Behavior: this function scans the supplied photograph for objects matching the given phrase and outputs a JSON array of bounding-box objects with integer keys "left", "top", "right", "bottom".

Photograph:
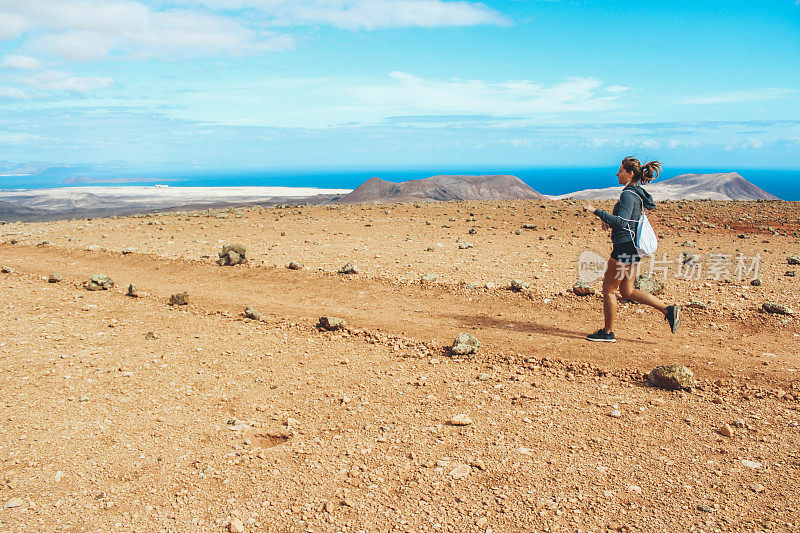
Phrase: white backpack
[{"left": 624, "top": 190, "right": 657, "bottom": 257}]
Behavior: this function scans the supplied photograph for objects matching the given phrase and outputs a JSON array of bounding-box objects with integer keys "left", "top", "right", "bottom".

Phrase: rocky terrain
[{"left": 1, "top": 198, "right": 799, "bottom": 532}]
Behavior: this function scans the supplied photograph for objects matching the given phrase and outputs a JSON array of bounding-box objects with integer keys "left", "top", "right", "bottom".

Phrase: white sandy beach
[{"left": 0, "top": 185, "right": 353, "bottom": 215}]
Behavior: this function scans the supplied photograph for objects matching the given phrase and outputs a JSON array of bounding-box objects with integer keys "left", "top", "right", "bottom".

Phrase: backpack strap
[{"left": 621, "top": 189, "right": 644, "bottom": 245}]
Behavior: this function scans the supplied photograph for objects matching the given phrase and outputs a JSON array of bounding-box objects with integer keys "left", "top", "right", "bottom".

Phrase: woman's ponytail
[
  {"left": 640, "top": 160, "right": 662, "bottom": 184},
  {"left": 621, "top": 156, "right": 661, "bottom": 184}
]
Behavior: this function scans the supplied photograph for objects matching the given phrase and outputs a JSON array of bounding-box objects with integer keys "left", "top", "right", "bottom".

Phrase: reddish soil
[{"left": 0, "top": 199, "right": 798, "bottom": 532}]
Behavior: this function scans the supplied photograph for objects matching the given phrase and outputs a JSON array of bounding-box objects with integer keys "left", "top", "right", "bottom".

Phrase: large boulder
[
  {"left": 84, "top": 274, "right": 113, "bottom": 291},
  {"left": 169, "top": 292, "right": 189, "bottom": 306},
  {"left": 510, "top": 279, "right": 529, "bottom": 292},
  {"left": 338, "top": 263, "right": 360, "bottom": 275},
  {"left": 572, "top": 281, "right": 595, "bottom": 296},
  {"left": 648, "top": 364, "right": 694, "bottom": 390},
  {"left": 450, "top": 333, "right": 480, "bottom": 355},
  {"left": 244, "top": 306, "right": 263, "bottom": 320},
  {"left": 218, "top": 243, "right": 247, "bottom": 266},
  {"left": 635, "top": 274, "right": 665, "bottom": 296},
  {"left": 318, "top": 316, "right": 346, "bottom": 330},
  {"left": 762, "top": 302, "right": 794, "bottom": 316}
]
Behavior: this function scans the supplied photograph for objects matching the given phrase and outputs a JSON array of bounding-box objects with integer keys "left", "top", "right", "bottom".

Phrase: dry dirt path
[
  {"left": 3, "top": 243, "right": 797, "bottom": 387},
  {"left": 1, "top": 268, "right": 798, "bottom": 532}
]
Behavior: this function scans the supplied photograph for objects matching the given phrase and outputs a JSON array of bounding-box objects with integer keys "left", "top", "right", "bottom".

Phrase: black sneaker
[
  {"left": 586, "top": 329, "right": 616, "bottom": 343},
  {"left": 665, "top": 305, "right": 681, "bottom": 333}
]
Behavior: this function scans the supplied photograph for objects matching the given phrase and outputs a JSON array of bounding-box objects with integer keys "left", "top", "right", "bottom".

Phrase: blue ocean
[{"left": 2, "top": 166, "right": 798, "bottom": 201}]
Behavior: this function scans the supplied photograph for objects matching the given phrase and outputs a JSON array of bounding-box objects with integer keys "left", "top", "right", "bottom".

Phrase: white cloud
[
  {"left": 191, "top": 0, "right": 511, "bottom": 30},
  {"left": 0, "top": 0, "right": 502, "bottom": 63},
  {"left": 0, "top": 86, "right": 29, "bottom": 99},
  {"left": 19, "top": 70, "right": 114, "bottom": 92},
  {"left": 0, "top": 12, "right": 26, "bottom": 40},
  {"left": 347, "top": 71, "right": 624, "bottom": 115},
  {"left": 680, "top": 88, "right": 796, "bottom": 105},
  {"left": 0, "top": 1, "right": 295, "bottom": 60},
  {"left": 31, "top": 32, "right": 117, "bottom": 62},
  {"left": 0, "top": 55, "right": 42, "bottom": 70},
  {"left": 0, "top": 132, "right": 42, "bottom": 143}
]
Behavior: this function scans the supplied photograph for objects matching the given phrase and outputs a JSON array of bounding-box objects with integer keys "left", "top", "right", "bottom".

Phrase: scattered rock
[
  {"left": 48, "top": 273, "right": 62, "bottom": 283},
  {"left": 218, "top": 243, "right": 247, "bottom": 266},
  {"left": 718, "top": 424, "right": 734, "bottom": 437},
  {"left": 609, "top": 409, "right": 622, "bottom": 418},
  {"left": 742, "top": 459, "right": 762, "bottom": 469},
  {"left": 788, "top": 255, "right": 800, "bottom": 265},
  {"left": 510, "top": 279, "right": 529, "bottom": 292},
  {"left": 3, "top": 497, "right": 24, "bottom": 509},
  {"left": 229, "top": 517, "right": 245, "bottom": 533},
  {"left": 169, "top": 292, "right": 189, "bottom": 306},
  {"left": 468, "top": 227, "right": 477, "bottom": 235},
  {"left": 449, "top": 414, "right": 473, "bottom": 426},
  {"left": 750, "top": 278, "right": 762, "bottom": 286},
  {"left": 244, "top": 306, "right": 262, "bottom": 320},
  {"left": 648, "top": 364, "right": 694, "bottom": 390},
  {"left": 785, "top": 270, "right": 796, "bottom": 277},
  {"left": 318, "top": 316, "right": 346, "bottom": 330},
  {"left": 682, "top": 251, "right": 699, "bottom": 265},
  {"left": 457, "top": 242, "right": 474, "bottom": 249},
  {"left": 688, "top": 300, "right": 706, "bottom": 309},
  {"left": 287, "top": 261, "right": 303, "bottom": 270},
  {"left": 750, "top": 483, "right": 765, "bottom": 493},
  {"left": 338, "top": 262, "right": 360, "bottom": 274},
  {"left": 572, "top": 281, "right": 595, "bottom": 296},
  {"left": 420, "top": 273, "right": 437, "bottom": 283},
  {"left": 126, "top": 283, "right": 139, "bottom": 297},
  {"left": 634, "top": 274, "right": 665, "bottom": 295},
  {"left": 144, "top": 331, "right": 157, "bottom": 340},
  {"left": 449, "top": 464, "right": 471, "bottom": 479},
  {"left": 450, "top": 333, "right": 480, "bottom": 355},
  {"left": 84, "top": 274, "right": 114, "bottom": 291},
  {"left": 762, "top": 302, "right": 794, "bottom": 316},
  {"left": 1, "top": 265, "right": 14, "bottom": 274},
  {"left": 697, "top": 504, "right": 713, "bottom": 513}
]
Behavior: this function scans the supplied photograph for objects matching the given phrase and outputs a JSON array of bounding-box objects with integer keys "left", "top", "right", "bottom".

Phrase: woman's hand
[{"left": 582, "top": 204, "right": 596, "bottom": 213}]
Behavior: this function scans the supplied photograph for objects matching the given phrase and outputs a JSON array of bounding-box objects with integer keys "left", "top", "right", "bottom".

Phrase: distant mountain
[
  {"left": 550, "top": 172, "right": 780, "bottom": 201},
  {"left": 0, "top": 161, "right": 61, "bottom": 176},
  {"left": 336, "top": 175, "right": 547, "bottom": 204}
]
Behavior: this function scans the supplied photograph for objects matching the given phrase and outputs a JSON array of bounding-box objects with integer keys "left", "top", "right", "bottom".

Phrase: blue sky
[{"left": 0, "top": 0, "right": 799, "bottom": 172}]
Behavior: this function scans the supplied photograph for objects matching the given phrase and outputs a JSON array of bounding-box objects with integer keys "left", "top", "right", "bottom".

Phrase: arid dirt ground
[{"left": 1, "top": 198, "right": 799, "bottom": 532}]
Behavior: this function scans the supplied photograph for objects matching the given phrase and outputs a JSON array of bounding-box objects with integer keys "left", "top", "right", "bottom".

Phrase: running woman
[{"left": 581, "top": 156, "right": 681, "bottom": 342}]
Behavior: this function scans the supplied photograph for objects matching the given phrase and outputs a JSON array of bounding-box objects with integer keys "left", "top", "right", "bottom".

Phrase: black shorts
[{"left": 610, "top": 241, "right": 640, "bottom": 265}]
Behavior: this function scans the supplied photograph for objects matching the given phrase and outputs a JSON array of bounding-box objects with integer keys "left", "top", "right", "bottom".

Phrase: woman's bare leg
[
  {"left": 602, "top": 258, "right": 626, "bottom": 333},
  {"left": 619, "top": 263, "right": 669, "bottom": 315}
]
